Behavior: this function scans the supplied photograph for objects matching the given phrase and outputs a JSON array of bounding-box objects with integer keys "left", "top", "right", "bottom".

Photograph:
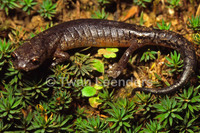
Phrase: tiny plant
[
  {"left": 29, "top": 111, "right": 57, "bottom": 132},
  {"left": 20, "top": 0, "right": 37, "bottom": 15},
  {"left": 187, "top": 15, "right": 200, "bottom": 31},
  {"left": 54, "top": 115, "right": 73, "bottom": 132},
  {"left": 135, "top": 92, "right": 156, "bottom": 120},
  {"left": 153, "top": 96, "right": 183, "bottom": 127},
  {"left": 152, "top": 72, "right": 170, "bottom": 87},
  {"left": 75, "top": 115, "right": 108, "bottom": 132},
  {"left": 75, "top": 107, "right": 86, "bottom": 119},
  {"left": 15, "top": 112, "right": 33, "bottom": 131},
  {"left": 0, "top": 94, "right": 22, "bottom": 121},
  {"left": 97, "top": 0, "right": 110, "bottom": 8},
  {"left": 165, "top": 51, "right": 183, "bottom": 74},
  {"left": 9, "top": 26, "right": 26, "bottom": 44},
  {"left": 139, "top": 11, "right": 146, "bottom": 26},
  {"left": 140, "top": 49, "right": 157, "bottom": 62},
  {"left": 174, "top": 115, "right": 198, "bottom": 132},
  {"left": 193, "top": 33, "right": 200, "bottom": 44},
  {"left": 98, "top": 88, "right": 114, "bottom": 109},
  {"left": 22, "top": 79, "right": 49, "bottom": 100},
  {"left": 0, "top": 39, "right": 14, "bottom": 71},
  {"left": 133, "top": 0, "right": 152, "bottom": 8},
  {"left": 38, "top": 0, "right": 57, "bottom": 20},
  {"left": 0, "top": 119, "right": 11, "bottom": 132},
  {"left": 157, "top": 19, "right": 171, "bottom": 30},
  {"left": 125, "top": 124, "right": 142, "bottom": 133},
  {"left": 167, "top": 0, "right": 180, "bottom": 9},
  {"left": 176, "top": 86, "right": 200, "bottom": 118},
  {"left": 69, "top": 53, "right": 94, "bottom": 77},
  {"left": 49, "top": 90, "right": 72, "bottom": 113},
  {"left": 4, "top": 63, "right": 22, "bottom": 88},
  {"left": 105, "top": 99, "right": 135, "bottom": 132},
  {"left": 91, "top": 9, "right": 109, "bottom": 19},
  {"left": 116, "top": 98, "right": 136, "bottom": 114},
  {"left": 14, "top": 85, "right": 34, "bottom": 107},
  {"left": 142, "top": 120, "right": 166, "bottom": 133},
  {"left": 0, "top": 0, "right": 20, "bottom": 15}
]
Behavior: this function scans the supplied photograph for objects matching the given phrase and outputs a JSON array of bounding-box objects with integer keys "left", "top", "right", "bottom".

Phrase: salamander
[{"left": 12, "top": 19, "right": 196, "bottom": 94}]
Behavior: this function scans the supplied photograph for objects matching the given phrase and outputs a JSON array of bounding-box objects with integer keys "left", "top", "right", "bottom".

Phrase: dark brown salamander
[{"left": 12, "top": 19, "right": 196, "bottom": 94}]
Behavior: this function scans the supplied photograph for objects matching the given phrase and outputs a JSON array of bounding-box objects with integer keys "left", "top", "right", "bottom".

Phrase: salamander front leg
[
  {"left": 51, "top": 49, "right": 70, "bottom": 67},
  {"left": 107, "top": 40, "right": 138, "bottom": 78}
]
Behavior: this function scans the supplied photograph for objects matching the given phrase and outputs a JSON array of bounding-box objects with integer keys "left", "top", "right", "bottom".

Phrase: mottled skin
[{"left": 12, "top": 19, "right": 196, "bottom": 94}]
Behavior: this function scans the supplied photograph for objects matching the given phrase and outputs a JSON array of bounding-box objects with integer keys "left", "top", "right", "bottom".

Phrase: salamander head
[{"left": 12, "top": 41, "right": 47, "bottom": 72}]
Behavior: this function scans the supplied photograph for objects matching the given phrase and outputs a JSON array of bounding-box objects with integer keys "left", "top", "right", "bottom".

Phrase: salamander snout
[
  {"left": 11, "top": 48, "right": 42, "bottom": 72},
  {"left": 11, "top": 52, "right": 29, "bottom": 71}
]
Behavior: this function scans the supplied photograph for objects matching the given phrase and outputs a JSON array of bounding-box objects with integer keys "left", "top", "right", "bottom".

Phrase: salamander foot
[{"left": 107, "top": 63, "right": 122, "bottom": 78}]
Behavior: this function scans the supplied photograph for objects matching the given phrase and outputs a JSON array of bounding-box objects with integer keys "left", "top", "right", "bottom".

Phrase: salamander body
[{"left": 12, "top": 19, "right": 196, "bottom": 94}]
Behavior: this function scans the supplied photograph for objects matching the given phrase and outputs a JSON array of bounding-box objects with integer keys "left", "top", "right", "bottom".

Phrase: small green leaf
[
  {"left": 106, "top": 48, "right": 119, "bottom": 52},
  {"left": 174, "top": 114, "right": 183, "bottom": 120},
  {"left": 104, "top": 52, "right": 116, "bottom": 58},
  {"left": 92, "top": 59, "right": 104, "bottom": 73},
  {"left": 188, "top": 104, "right": 194, "bottom": 113},
  {"left": 1, "top": 112, "right": 8, "bottom": 117},
  {"left": 81, "top": 86, "right": 96, "bottom": 97},
  {"left": 12, "top": 99, "right": 21, "bottom": 109},
  {"left": 154, "top": 73, "right": 162, "bottom": 81},
  {"left": 94, "top": 84, "right": 103, "bottom": 90},
  {"left": 123, "top": 122, "right": 131, "bottom": 127},
  {"left": 107, "top": 118, "right": 118, "bottom": 122},
  {"left": 89, "top": 96, "right": 101, "bottom": 108},
  {"left": 169, "top": 116, "right": 173, "bottom": 126},
  {"left": 98, "top": 48, "right": 118, "bottom": 58}
]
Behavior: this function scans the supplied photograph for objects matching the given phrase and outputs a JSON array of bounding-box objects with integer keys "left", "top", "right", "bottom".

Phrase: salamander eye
[
  {"left": 11, "top": 52, "right": 17, "bottom": 60},
  {"left": 31, "top": 57, "right": 40, "bottom": 65}
]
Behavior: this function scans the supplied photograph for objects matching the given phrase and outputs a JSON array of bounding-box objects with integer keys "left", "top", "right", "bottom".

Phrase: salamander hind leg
[
  {"left": 51, "top": 49, "right": 70, "bottom": 66},
  {"left": 107, "top": 40, "right": 138, "bottom": 78}
]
